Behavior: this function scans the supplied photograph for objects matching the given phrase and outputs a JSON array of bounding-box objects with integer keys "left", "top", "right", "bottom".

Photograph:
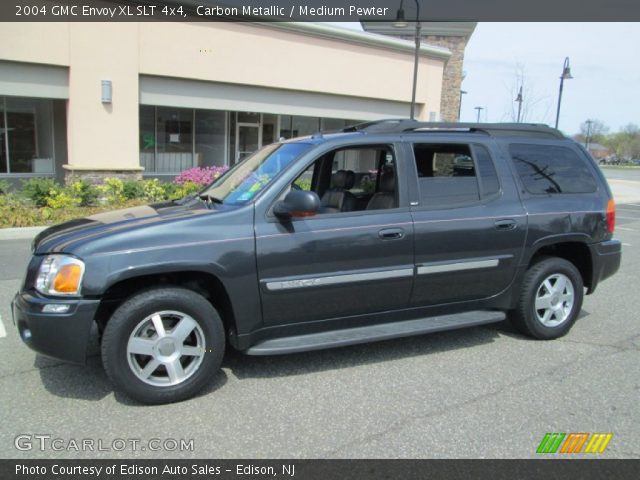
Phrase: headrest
[
  {"left": 331, "top": 170, "right": 355, "bottom": 189},
  {"left": 379, "top": 172, "right": 395, "bottom": 193}
]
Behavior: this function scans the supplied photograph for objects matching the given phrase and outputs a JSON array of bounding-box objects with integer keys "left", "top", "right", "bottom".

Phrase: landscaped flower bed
[{"left": 0, "top": 166, "right": 228, "bottom": 228}]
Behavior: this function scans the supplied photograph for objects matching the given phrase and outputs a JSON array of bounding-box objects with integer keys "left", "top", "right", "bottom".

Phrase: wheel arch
[
  {"left": 95, "top": 268, "right": 237, "bottom": 339},
  {"left": 525, "top": 236, "right": 594, "bottom": 293}
]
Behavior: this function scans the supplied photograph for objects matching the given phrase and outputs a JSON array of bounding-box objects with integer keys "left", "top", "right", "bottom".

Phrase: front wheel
[
  {"left": 510, "top": 257, "right": 584, "bottom": 340},
  {"left": 101, "top": 287, "right": 225, "bottom": 404}
]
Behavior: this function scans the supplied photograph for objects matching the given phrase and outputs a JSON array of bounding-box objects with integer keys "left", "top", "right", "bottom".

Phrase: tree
[
  {"left": 576, "top": 119, "right": 609, "bottom": 146},
  {"left": 603, "top": 123, "right": 640, "bottom": 160},
  {"left": 503, "top": 64, "right": 551, "bottom": 123}
]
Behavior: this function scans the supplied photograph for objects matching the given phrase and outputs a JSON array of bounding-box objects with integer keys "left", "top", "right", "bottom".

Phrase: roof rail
[{"left": 343, "top": 119, "right": 565, "bottom": 139}]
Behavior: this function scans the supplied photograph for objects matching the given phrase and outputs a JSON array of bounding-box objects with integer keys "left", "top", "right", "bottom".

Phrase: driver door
[{"left": 254, "top": 143, "right": 415, "bottom": 326}]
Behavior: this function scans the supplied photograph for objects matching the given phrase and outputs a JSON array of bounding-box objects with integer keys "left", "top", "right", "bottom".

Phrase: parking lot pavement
[
  {"left": 1, "top": 193, "right": 639, "bottom": 460},
  {"left": 603, "top": 167, "right": 640, "bottom": 204}
]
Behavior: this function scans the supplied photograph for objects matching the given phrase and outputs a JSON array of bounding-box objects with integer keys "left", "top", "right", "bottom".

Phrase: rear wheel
[
  {"left": 101, "top": 287, "right": 225, "bottom": 404},
  {"left": 510, "top": 257, "right": 584, "bottom": 339}
]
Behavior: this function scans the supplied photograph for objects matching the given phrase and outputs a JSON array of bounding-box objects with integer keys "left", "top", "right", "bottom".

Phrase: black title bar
[
  {"left": 2, "top": 459, "right": 640, "bottom": 480},
  {"left": 2, "top": 0, "right": 640, "bottom": 22}
]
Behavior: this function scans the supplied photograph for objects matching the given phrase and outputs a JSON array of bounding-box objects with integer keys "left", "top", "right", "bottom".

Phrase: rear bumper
[
  {"left": 12, "top": 291, "right": 99, "bottom": 364},
  {"left": 588, "top": 239, "right": 622, "bottom": 294}
]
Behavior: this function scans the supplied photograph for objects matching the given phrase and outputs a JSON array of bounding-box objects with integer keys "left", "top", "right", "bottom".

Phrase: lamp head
[
  {"left": 393, "top": 7, "right": 408, "bottom": 28},
  {"left": 561, "top": 57, "right": 573, "bottom": 80}
]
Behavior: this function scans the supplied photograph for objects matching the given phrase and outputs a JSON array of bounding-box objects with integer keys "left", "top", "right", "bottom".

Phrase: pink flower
[{"left": 174, "top": 166, "right": 229, "bottom": 186}]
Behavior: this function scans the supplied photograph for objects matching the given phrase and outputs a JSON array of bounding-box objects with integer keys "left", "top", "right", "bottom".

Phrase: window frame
[
  {"left": 266, "top": 142, "right": 407, "bottom": 221},
  {"left": 507, "top": 141, "right": 600, "bottom": 196},
  {"left": 407, "top": 140, "right": 502, "bottom": 211}
]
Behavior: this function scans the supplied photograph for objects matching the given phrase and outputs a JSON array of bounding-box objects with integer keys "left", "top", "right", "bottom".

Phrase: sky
[{"left": 328, "top": 22, "right": 640, "bottom": 136}]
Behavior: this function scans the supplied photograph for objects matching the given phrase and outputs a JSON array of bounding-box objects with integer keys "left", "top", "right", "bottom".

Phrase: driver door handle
[
  {"left": 379, "top": 228, "right": 404, "bottom": 240},
  {"left": 494, "top": 219, "right": 517, "bottom": 231}
]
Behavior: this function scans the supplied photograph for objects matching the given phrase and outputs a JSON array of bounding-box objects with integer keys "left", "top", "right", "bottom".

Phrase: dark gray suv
[{"left": 12, "top": 120, "right": 621, "bottom": 404}]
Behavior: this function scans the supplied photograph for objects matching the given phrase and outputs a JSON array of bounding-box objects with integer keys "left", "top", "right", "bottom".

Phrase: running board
[{"left": 244, "top": 310, "right": 505, "bottom": 355}]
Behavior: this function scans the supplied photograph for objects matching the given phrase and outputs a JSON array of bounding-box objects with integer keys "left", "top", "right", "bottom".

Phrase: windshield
[{"left": 201, "top": 143, "right": 311, "bottom": 205}]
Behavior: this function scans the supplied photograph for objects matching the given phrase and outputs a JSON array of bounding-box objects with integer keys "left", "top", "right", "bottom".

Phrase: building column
[{"left": 65, "top": 23, "right": 142, "bottom": 184}]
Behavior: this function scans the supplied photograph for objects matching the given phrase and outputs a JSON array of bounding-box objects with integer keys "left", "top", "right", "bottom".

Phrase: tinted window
[
  {"left": 474, "top": 145, "right": 500, "bottom": 197},
  {"left": 290, "top": 145, "right": 397, "bottom": 213},
  {"left": 413, "top": 144, "right": 480, "bottom": 206},
  {"left": 509, "top": 144, "right": 597, "bottom": 194}
]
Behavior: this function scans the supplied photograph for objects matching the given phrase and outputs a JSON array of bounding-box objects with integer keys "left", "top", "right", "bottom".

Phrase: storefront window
[
  {"left": 262, "top": 113, "right": 277, "bottom": 145},
  {"left": 195, "top": 109, "right": 226, "bottom": 167},
  {"left": 0, "top": 100, "right": 6, "bottom": 174},
  {"left": 292, "top": 115, "right": 320, "bottom": 137},
  {"left": 139, "top": 105, "right": 156, "bottom": 173},
  {"left": 155, "top": 107, "right": 193, "bottom": 173},
  {"left": 0, "top": 97, "right": 54, "bottom": 174}
]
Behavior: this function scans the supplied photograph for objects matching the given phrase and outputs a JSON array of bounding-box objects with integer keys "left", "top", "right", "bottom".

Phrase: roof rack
[{"left": 343, "top": 119, "right": 565, "bottom": 139}]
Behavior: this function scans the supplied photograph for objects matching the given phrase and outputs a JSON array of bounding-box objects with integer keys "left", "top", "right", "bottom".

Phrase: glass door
[{"left": 235, "top": 122, "right": 261, "bottom": 163}]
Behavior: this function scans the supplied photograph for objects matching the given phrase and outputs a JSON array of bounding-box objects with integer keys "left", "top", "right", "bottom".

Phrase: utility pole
[
  {"left": 585, "top": 119, "right": 593, "bottom": 151},
  {"left": 475, "top": 106, "right": 484, "bottom": 123},
  {"left": 458, "top": 90, "right": 467, "bottom": 121},
  {"left": 515, "top": 85, "right": 523, "bottom": 123}
]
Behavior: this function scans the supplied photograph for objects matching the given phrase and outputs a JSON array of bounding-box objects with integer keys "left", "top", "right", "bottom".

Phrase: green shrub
[
  {"left": 21, "top": 178, "right": 58, "bottom": 207},
  {"left": 0, "top": 202, "right": 41, "bottom": 227},
  {"left": 0, "top": 179, "right": 11, "bottom": 195},
  {"left": 161, "top": 181, "right": 181, "bottom": 199},
  {"left": 99, "top": 177, "right": 125, "bottom": 204},
  {"left": 122, "top": 180, "right": 145, "bottom": 200},
  {"left": 46, "top": 188, "right": 81, "bottom": 209},
  {"left": 176, "top": 181, "right": 201, "bottom": 198},
  {"left": 142, "top": 178, "right": 166, "bottom": 202},
  {"left": 69, "top": 180, "right": 99, "bottom": 207}
]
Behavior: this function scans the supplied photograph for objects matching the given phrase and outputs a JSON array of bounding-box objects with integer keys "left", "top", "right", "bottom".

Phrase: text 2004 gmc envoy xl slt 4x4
[{"left": 12, "top": 120, "right": 621, "bottom": 404}]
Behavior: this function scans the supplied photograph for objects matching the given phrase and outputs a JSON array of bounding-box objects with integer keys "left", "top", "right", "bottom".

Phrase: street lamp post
[
  {"left": 475, "top": 106, "right": 484, "bottom": 123},
  {"left": 585, "top": 119, "right": 593, "bottom": 150},
  {"left": 515, "top": 85, "right": 523, "bottom": 123},
  {"left": 458, "top": 90, "right": 467, "bottom": 121},
  {"left": 554, "top": 57, "right": 573, "bottom": 129},
  {"left": 393, "top": 0, "right": 421, "bottom": 120}
]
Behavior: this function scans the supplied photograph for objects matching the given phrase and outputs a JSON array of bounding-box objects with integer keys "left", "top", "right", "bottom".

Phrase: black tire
[
  {"left": 101, "top": 287, "right": 225, "bottom": 404},
  {"left": 510, "top": 257, "right": 584, "bottom": 340}
]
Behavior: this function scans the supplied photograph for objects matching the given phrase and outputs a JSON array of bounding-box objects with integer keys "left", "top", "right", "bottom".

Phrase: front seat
[
  {"left": 366, "top": 171, "right": 395, "bottom": 210},
  {"left": 320, "top": 170, "right": 356, "bottom": 213}
]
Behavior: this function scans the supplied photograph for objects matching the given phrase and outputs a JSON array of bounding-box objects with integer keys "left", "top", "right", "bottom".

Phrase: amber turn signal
[{"left": 53, "top": 264, "right": 83, "bottom": 293}]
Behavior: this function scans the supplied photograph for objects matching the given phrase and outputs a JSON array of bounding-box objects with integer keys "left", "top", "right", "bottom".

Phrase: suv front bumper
[{"left": 12, "top": 292, "right": 99, "bottom": 364}]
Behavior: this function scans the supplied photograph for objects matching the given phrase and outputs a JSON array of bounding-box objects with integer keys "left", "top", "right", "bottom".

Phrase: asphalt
[{"left": 0, "top": 169, "right": 639, "bottom": 459}]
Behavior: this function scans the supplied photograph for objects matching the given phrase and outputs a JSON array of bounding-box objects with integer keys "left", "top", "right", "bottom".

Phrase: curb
[{"left": 0, "top": 226, "right": 47, "bottom": 240}]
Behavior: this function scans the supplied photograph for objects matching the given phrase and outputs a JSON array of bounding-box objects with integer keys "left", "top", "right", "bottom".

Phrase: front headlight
[{"left": 35, "top": 255, "right": 85, "bottom": 296}]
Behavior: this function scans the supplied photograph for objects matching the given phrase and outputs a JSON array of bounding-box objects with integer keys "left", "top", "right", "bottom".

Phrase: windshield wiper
[{"left": 199, "top": 193, "right": 224, "bottom": 205}]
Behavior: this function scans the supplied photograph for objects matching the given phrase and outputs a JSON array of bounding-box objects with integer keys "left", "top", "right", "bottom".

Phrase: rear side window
[
  {"left": 412, "top": 143, "right": 499, "bottom": 207},
  {"left": 509, "top": 144, "right": 597, "bottom": 194}
]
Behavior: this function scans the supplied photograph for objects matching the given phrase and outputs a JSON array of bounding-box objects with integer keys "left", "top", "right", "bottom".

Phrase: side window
[
  {"left": 413, "top": 143, "right": 480, "bottom": 206},
  {"left": 290, "top": 145, "right": 397, "bottom": 213},
  {"left": 293, "top": 164, "right": 313, "bottom": 191},
  {"left": 474, "top": 145, "right": 501, "bottom": 198},
  {"left": 509, "top": 144, "right": 597, "bottom": 194}
]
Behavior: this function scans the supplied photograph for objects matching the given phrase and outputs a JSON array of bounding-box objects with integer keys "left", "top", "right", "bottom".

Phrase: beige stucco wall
[
  {"left": 0, "top": 21, "right": 446, "bottom": 172},
  {"left": 66, "top": 23, "right": 141, "bottom": 171},
  {"left": 139, "top": 22, "right": 443, "bottom": 110}
]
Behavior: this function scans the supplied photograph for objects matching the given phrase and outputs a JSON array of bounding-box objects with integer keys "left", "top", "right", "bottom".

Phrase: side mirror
[{"left": 274, "top": 190, "right": 321, "bottom": 220}]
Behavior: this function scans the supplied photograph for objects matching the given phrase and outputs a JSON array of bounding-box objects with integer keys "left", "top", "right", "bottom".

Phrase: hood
[{"left": 32, "top": 200, "right": 215, "bottom": 255}]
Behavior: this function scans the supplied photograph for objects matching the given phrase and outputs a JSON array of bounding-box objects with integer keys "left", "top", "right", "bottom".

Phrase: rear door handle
[
  {"left": 494, "top": 219, "right": 517, "bottom": 231},
  {"left": 379, "top": 228, "right": 404, "bottom": 240}
]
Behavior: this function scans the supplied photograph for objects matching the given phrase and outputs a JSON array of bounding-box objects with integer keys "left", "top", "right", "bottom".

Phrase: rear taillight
[{"left": 606, "top": 198, "right": 615, "bottom": 234}]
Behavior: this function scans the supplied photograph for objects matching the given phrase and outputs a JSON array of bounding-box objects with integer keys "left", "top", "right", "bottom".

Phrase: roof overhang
[{"left": 361, "top": 21, "right": 477, "bottom": 38}]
